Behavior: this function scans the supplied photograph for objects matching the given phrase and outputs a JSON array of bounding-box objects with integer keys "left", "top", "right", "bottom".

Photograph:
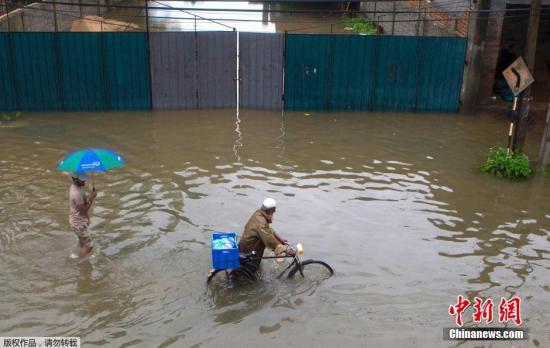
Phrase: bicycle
[{"left": 206, "top": 245, "right": 334, "bottom": 284}]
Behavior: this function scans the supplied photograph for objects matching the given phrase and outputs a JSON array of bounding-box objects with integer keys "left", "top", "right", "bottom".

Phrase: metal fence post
[
  {"left": 539, "top": 104, "right": 550, "bottom": 167},
  {"left": 53, "top": 0, "right": 58, "bottom": 32},
  {"left": 3, "top": 0, "right": 11, "bottom": 32},
  {"left": 145, "top": 0, "right": 149, "bottom": 32},
  {"left": 416, "top": 0, "right": 422, "bottom": 36},
  {"left": 391, "top": 0, "right": 396, "bottom": 35}
]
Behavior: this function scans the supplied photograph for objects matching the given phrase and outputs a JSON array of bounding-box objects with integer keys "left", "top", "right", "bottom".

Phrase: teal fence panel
[
  {"left": 10, "top": 33, "right": 62, "bottom": 111},
  {"left": 284, "top": 34, "right": 330, "bottom": 110},
  {"left": 284, "top": 34, "right": 467, "bottom": 112},
  {"left": 0, "top": 33, "right": 17, "bottom": 111},
  {"left": 416, "top": 37, "right": 467, "bottom": 112},
  {"left": 57, "top": 33, "right": 106, "bottom": 111},
  {"left": 103, "top": 33, "right": 151, "bottom": 110},
  {"left": 330, "top": 35, "right": 375, "bottom": 111},
  {"left": 373, "top": 36, "right": 422, "bottom": 112}
]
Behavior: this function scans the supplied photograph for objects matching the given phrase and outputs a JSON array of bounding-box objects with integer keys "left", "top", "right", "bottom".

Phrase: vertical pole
[
  {"left": 53, "top": 0, "right": 59, "bottom": 32},
  {"left": 513, "top": 0, "right": 541, "bottom": 152},
  {"left": 373, "top": 0, "right": 377, "bottom": 28},
  {"left": 391, "top": 0, "right": 396, "bottom": 35},
  {"left": 454, "top": 16, "right": 458, "bottom": 35},
  {"left": 21, "top": 11, "right": 24, "bottom": 32},
  {"left": 3, "top": 0, "right": 11, "bottom": 32},
  {"left": 422, "top": 8, "right": 427, "bottom": 36},
  {"left": 416, "top": 0, "right": 421, "bottom": 36},
  {"left": 508, "top": 96, "right": 519, "bottom": 153},
  {"left": 236, "top": 30, "right": 239, "bottom": 115},
  {"left": 145, "top": 0, "right": 149, "bottom": 32},
  {"left": 538, "top": 104, "right": 550, "bottom": 167},
  {"left": 145, "top": 0, "right": 153, "bottom": 110},
  {"left": 282, "top": 30, "right": 286, "bottom": 112},
  {"left": 78, "top": 0, "right": 83, "bottom": 18}
]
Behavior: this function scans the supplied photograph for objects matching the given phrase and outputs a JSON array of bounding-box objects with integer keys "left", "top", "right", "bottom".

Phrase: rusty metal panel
[
  {"left": 239, "top": 32, "right": 283, "bottom": 110},
  {"left": 150, "top": 32, "right": 197, "bottom": 110},
  {"left": 197, "top": 32, "right": 236, "bottom": 109}
]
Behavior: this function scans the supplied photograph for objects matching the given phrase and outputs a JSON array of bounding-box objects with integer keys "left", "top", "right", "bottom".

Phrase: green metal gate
[
  {"left": 284, "top": 34, "right": 467, "bottom": 112},
  {"left": 0, "top": 32, "right": 151, "bottom": 112}
]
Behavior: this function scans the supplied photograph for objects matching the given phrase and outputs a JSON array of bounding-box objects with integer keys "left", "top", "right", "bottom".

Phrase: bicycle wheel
[
  {"left": 287, "top": 259, "right": 334, "bottom": 281},
  {"left": 207, "top": 268, "right": 256, "bottom": 284}
]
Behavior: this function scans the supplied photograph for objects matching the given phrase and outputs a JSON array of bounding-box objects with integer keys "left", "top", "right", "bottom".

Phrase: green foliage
[
  {"left": 481, "top": 146, "right": 533, "bottom": 180},
  {"left": 342, "top": 16, "right": 378, "bottom": 35},
  {"left": 0, "top": 111, "right": 22, "bottom": 124}
]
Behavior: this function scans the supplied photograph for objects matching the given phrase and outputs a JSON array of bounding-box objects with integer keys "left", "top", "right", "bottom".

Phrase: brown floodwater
[{"left": 0, "top": 109, "right": 549, "bottom": 347}]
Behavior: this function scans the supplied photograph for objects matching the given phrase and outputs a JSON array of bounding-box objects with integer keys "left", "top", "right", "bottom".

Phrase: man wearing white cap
[
  {"left": 69, "top": 172, "right": 97, "bottom": 257},
  {"left": 238, "top": 198, "right": 296, "bottom": 272}
]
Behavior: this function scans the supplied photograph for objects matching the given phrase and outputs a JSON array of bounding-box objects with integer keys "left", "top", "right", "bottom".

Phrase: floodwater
[{"left": 0, "top": 109, "right": 549, "bottom": 347}]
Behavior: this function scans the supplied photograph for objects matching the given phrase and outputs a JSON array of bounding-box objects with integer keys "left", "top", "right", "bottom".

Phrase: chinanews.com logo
[{"left": 444, "top": 295, "right": 527, "bottom": 341}]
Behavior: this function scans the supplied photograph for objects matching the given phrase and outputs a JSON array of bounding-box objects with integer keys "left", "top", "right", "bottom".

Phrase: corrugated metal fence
[
  {"left": 0, "top": 32, "right": 150, "bottom": 111},
  {"left": 0, "top": 32, "right": 466, "bottom": 113},
  {"left": 284, "top": 34, "right": 467, "bottom": 112}
]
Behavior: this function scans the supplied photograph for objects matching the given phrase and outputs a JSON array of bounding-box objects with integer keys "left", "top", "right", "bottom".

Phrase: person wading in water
[{"left": 69, "top": 172, "right": 97, "bottom": 258}]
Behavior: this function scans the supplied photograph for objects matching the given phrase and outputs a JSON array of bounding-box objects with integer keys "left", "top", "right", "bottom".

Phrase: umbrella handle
[{"left": 91, "top": 172, "right": 95, "bottom": 191}]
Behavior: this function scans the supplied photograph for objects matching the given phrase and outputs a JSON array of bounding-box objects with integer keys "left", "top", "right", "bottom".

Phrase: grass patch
[
  {"left": 481, "top": 146, "right": 533, "bottom": 180},
  {"left": 0, "top": 111, "right": 22, "bottom": 124},
  {"left": 537, "top": 166, "right": 550, "bottom": 177}
]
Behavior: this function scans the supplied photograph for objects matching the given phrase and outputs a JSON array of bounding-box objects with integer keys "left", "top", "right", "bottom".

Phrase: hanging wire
[{"left": 4, "top": 0, "right": 548, "bottom": 34}]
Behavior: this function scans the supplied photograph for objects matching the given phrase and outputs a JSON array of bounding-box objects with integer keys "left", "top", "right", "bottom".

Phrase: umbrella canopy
[{"left": 57, "top": 148, "right": 125, "bottom": 173}]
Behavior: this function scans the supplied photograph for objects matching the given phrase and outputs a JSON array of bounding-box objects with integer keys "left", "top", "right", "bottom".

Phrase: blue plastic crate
[{"left": 211, "top": 232, "right": 239, "bottom": 270}]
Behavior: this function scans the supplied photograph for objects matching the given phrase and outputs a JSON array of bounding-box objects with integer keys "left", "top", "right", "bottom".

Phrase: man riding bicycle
[{"left": 238, "top": 198, "right": 296, "bottom": 274}]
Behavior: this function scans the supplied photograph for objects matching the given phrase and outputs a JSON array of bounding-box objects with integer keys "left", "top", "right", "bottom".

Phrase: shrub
[
  {"left": 342, "top": 16, "right": 378, "bottom": 35},
  {"left": 481, "top": 146, "right": 533, "bottom": 180}
]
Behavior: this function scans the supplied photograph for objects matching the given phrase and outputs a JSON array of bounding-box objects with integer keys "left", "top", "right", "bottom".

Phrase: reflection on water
[{"left": 0, "top": 110, "right": 549, "bottom": 347}]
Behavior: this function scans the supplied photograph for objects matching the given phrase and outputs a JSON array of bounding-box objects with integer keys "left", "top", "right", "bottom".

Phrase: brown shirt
[{"left": 239, "top": 209, "right": 287, "bottom": 258}]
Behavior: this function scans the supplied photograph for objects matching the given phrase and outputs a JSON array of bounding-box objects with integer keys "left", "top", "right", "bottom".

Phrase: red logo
[
  {"left": 449, "top": 295, "right": 471, "bottom": 327},
  {"left": 498, "top": 297, "right": 522, "bottom": 326},
  {"left": 449, "top": 296, "right": 522, "bottom": 327},
  {"left": 473, "top": 297, "right": 494, "bottom": 324}
]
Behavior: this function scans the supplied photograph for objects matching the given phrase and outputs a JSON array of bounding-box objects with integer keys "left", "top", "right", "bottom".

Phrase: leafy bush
[
  {"left": 481, "top": 146, "right": 533, "bottom": 180},
  {"left": 342, "top": 16, "right": 378, "bottom": 35}
]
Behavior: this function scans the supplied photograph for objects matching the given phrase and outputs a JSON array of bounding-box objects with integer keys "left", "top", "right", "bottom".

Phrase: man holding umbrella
[
  {"left": 69, "top": 172, "right": 97, "bottom": 258},
  {"left": 58, "top": 148, "right": 125, "bottom": 258}
]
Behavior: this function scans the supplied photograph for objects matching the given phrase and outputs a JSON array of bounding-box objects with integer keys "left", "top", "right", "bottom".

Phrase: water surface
[{"left": 0, "top": 110, "right": 549, "bottom": 347}]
